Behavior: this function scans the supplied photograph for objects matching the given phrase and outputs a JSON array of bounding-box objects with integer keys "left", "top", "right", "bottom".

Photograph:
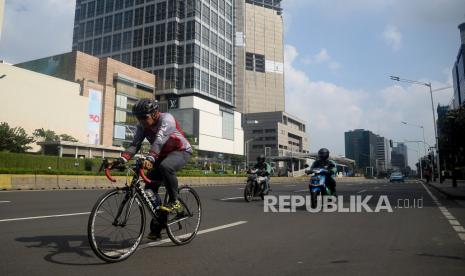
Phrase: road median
[{"left": 0, "top": 174, "right": 368, "bottom": 190}]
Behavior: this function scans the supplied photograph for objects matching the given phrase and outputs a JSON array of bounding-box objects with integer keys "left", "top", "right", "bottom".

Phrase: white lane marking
[
  {"left": 0, "top": 212, "right": 92, "bottom": 222},
  {"left": 238, "top": 188, "right": 245, "bottom": 190},
  {"left": 0, "top": 201, "right": 11, "bottom": 203},
  {"left": 421, "top": 182, "right": 465, "bottom": 243},
  {"left": 220, "top": 196, "right": 243, "bottom": 201},
  {"left": 294, "top": 189, "right": 308, "bottom": 193},
  {"left": 453, "top": 226, "right": 465, "bottom": 233},
  {"left": 357, "top": 189, "right": 366, "bottom": 194},
  {"left": 141, "top": 221, "right": 248, "bottom": 248}
]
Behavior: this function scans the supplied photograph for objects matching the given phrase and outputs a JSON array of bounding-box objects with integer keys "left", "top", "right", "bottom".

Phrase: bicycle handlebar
[
  {"left": 139, "top": 168, "right": 152, "bottom": 184},
  {"left": 101, "top": 158, "right": 152, "bottom": 184},
  {"left": 105, "top": 168, "right": 117, "bottom": 183}
]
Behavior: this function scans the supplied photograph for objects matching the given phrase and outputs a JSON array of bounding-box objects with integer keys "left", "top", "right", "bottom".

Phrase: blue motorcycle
[{"left": 307, "top": 168, "right": 334, "bottom": 208}]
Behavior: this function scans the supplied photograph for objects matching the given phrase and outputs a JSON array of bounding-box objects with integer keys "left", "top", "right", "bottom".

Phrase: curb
[{"left": 424, "top": 181, "right": 465, "bottom": 200}]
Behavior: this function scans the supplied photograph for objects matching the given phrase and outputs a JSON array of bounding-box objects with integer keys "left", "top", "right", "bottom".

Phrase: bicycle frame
[{"left": 102, "top": 158, "right": 193, "bottom": 226}]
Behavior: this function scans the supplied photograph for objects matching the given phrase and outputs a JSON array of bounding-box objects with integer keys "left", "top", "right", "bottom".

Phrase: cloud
[
  {"left": 284, "top": 44, "right": 453, "bottom": 167},
  {"left": 0, "top": 0, "right": 76, "bottom": 63},
  {"left": 328, "top": 61, "right": 342, "bottom": 72},
  {"left": 382, "top": 25, "right": 403, "bottom": 51},
  {"left": 314, "top": 48, "right": 330, "bottom": 63},
  {"left": 303, "top": 48, "right": 342, "bottom": 72}
]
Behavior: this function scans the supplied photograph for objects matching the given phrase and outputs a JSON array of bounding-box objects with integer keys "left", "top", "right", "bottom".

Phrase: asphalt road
[{"left": 1, "top": 179, "right": 465, "bottom": 276}]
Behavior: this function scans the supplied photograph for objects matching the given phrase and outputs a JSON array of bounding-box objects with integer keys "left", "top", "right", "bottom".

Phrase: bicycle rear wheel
[
  {"left": 166, "top": 186, "right": 201, "bottom": 245},
  {"left": 88, "top": 189, "right": 145, "bottom": 262}
]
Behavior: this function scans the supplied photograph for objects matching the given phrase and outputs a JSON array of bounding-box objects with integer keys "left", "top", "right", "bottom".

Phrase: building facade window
[
  {"left": 143, "top": 48, "right": 153, "bottom": 68},
  {"left": 145, "top": 4, "right": 155, "bottom": 23},
  {"left": 104, "top": 15, "right": 113, "bottom": 33},
  {"left": 106, "top": 0, "right": 114, "bottom": 13},
  {"left": 155, "top": 23, "right": 166, "bottom": 42},
  {"left": 102, "top": 35, "right": 112, "bottom": 53},
  {"left": 167, "top": 21, "right": 176, "bottom": 41},
  {"left": 144, "top": 26, "right": 154, "bottom": 45},
  {"left": 112, "top": 33, "right": 122, "bottom": 51},
  {"left": 177, "top": 45, "right": 184, "bottom": 64},
  {"left": 154, "top": 46, "right": 165, "bottom": 65},
  {"left": 134, "top": 7, "right": 144, "bottom": 26},
  {"left": 156, "top": 2, "right": 167, "bottom": 21},
  {"left": 85, "top": 21, "right": 94, "bottom": 38},
  {"left": 202, "top": 48, "right": 209, "bottom": 69},
  {"left": 210, "top": 75, "right": 217, "bottom": 97},
  {"left": 132, "top": 50, "right": 142, "bottom": 67},
  {"left": 114, "top": 13, "right": 123, "bottom": 30},
  {"left": 94, "top": 18, "right": 103, "bottom": 35},
  {"left": 93, "top": 37, "right": 102, "bottom": 55},
  {"left": 201, "top": 71, "right": 209, "bottom": 93},
  {"left": 122, "top": 31, "right": 132, "bottom": 50},
  {"left": 133, "top": 28, "right": 143, "bottom": 47},
  {"left": 124, "top": 10, "right": 133, "bottom": 28},
  {"left": 185, "top": 67, "right": 194, "bottom": 88},
  {"left": 166, "top": 44, "right": 177, "bottom": 64}
]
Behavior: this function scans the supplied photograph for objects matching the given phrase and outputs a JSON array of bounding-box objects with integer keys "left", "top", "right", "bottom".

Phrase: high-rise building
[
  {"left": 391, "top": 143, "right": 408, "bottom": 169},
  {"left": 72, "top": 0, "right": 234, "bottom": 107},
  {"left": 234, "top": 0, "right": 285, "bottom": 114},
  {"left": 71, "top": 0, "right": 243, "bottom": 158},
  {"left": 344, "top": 129, "right": 378, "bottom": 171},
  {"left": 375, "top": 135, "right": 391, "bottom": 173},
  {"left": 452, "top": 22, "right": 465, "bottom": 109},
  {"left": 244, "top": 111, "right": 309, "bottom": 164}
]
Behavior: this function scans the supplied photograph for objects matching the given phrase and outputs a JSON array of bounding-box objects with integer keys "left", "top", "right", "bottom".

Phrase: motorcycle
[
  {"left": 307, "top": 168, "right": 334, "bottom": 208},
  {"left": 244, "top": 168, "right": 269, "bottom": 202}
]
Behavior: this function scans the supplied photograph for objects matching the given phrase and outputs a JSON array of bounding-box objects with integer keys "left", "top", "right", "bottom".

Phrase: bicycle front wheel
[
  {"left": 166, "top": 186, "right": 201, "bottom": 245},
  {"left": 88, "top": 189, "right": 146, "bottom": 262}
]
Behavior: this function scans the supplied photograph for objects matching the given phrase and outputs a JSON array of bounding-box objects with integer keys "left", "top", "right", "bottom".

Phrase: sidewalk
[{"left": 427, "top": 179, "right": 465, "bottom": 200}]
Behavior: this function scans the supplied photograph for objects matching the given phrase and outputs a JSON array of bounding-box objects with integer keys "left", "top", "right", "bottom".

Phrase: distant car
[{"left": 389, "top": 172, "right": 405, "bottom": 183}]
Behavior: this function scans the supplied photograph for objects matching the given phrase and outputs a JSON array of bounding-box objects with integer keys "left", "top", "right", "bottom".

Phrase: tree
[
  {"left": 59, "top": 134, "right": 78, "bottom": 142},
  {"left": 439, "top": 106, "right": 465, "bottom": 185},
  {"left": 0, "top": 122, "right": 35, "bottom": 153},
  {"left": 33, "top": 128, "right": 59, "bottom": 142}
]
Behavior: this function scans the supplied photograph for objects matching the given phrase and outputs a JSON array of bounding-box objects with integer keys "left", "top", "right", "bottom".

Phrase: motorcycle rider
[
  {"left": 252, "top": 154, "right": 272, "bottom": 194},
  {"left": 308, "top": 148, "right": 337, "bottom": 194}
]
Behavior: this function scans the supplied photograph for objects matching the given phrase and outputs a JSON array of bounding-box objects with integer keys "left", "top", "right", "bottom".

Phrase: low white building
[{"left": 165, "top": 96, "right": 244, "bottom": 159}]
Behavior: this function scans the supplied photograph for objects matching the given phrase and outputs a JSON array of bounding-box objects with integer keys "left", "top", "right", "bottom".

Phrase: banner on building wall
[
  {"left": 88, "top": 89, "right": 102, "bottom": 145},
  {"left": 235, "top": 32, "right": 245, "bottom": 47},
  {"left": 265, "top": 60, "right": 284, "bottom": 74}
]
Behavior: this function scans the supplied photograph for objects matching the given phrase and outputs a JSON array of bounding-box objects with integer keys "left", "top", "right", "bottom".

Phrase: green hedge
[
  {"left": 0, "top": 152, "right": 246, "bottom": 177},
  {"left": 0, "top": 152, "right": 103, "bottom": 171}
]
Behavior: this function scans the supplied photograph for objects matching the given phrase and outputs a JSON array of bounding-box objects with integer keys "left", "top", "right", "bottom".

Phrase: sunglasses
[{"left": 136, "top": 114, "right": 151, "bottom": 120}]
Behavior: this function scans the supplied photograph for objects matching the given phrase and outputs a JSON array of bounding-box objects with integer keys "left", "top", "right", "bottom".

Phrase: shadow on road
[{"left": 15, "top": 235, "right": 106, "bottom": 266}]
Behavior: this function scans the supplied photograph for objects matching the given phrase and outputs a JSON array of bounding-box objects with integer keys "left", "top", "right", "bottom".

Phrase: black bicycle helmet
[
  {"left": 318, "top": 148, "right": 330, "bottom": 161},
  {"left": 132, "top": 99, "right": 159, "bottom": 116},
  {"left": 257, "top": 154, "right": 265, "bottom": 163}
]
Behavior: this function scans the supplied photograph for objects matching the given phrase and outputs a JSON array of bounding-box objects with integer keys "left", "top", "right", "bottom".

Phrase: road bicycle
[{"left": 87, "top": 158, "right": 201, "bottom": 262}]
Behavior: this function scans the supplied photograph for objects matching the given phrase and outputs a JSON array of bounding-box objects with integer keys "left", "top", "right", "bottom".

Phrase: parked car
[{"left": 389, "top": 172, "right": 405, "bottom": 183}]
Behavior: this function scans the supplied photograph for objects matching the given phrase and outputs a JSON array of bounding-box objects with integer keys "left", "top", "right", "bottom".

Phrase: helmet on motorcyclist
[
  {"left": 318, "top": 148, "right": 330, "bottom": 161},
  {"left": 257, "top": 154, "right": 265, "bottom": 164}
]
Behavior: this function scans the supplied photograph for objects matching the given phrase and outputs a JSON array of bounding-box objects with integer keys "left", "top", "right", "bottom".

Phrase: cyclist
[{"left": 111, "top": 98, "right": 192, "bottom": 240}]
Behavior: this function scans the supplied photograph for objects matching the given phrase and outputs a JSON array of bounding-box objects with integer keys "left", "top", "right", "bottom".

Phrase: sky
[{"left": 1, "top": 0, "right": 464, "bottom": 167}]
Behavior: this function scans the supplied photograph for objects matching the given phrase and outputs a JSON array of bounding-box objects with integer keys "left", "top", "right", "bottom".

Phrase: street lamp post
[
  {"left": 390, "top": 76, "right": 441, "bottom": 182},
  {"left": 245, "top": 138, "right": 254, "bottom": 169}
]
